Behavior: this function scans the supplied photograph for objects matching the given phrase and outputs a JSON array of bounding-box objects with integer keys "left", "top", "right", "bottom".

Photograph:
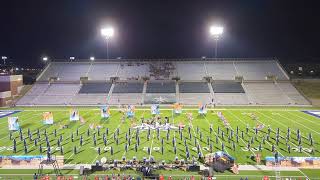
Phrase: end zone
[
  {"left": 302, "top": 110, "right": 320, "bottom": 119},
  {"left": 0, "top": 110, "right": 21, "bottom": 118}
]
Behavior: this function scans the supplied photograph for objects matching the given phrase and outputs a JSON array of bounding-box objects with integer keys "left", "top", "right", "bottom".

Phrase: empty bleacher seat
[
  {"left": 78, "top": 83, "right": 112, "bottom": 94},
  {"left": 212, "top": 82, "right": 245, "bottom": 93},
  {"left": 112, "top": 82, "right": 144, "bottom": 93},
  {"left": 146, "top": 82, "right": 176, "bottom": 93},
  {"left": 235, "top": 61, "right": 288, "bottom": 80},
  {"left": 243, "top": 82, "right": 291, "bottom": 105},
  {"left": 205, "top": 62, "right": 237, "bottom": 80},
  {"left": 176, "top": 62, "right": 206, "bottom": 80},
  {"left": 179, "top": 82, "right": 210, "bottom": 93},
  {"left": 87, "top": 63, "right": 119, "bottom": 81}
]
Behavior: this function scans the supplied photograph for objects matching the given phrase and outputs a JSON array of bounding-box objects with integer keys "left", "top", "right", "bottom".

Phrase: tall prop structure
[
  {"left": 8, "top": 117, "right": 20, "bottom": 131},
  {"left": 43, "top": 112, "right": 54, "bottom": 125},
  {"left": 70, "top": 108, "right": 80, "bottom": 121},
  {"left": 101, "top": 106, "right": 111, "bottom": 118},
  {"left": 198, "top": 103, "right": 207, "bottom": 115},
  {"left": 173, "top": 103, "right": 182, "bottom": 114},
  {"left": 151, "top": 104, "right": 160, "bottom": 115},
  {"left": 127, "top": 105, "right": 135, "bottom": 118}
]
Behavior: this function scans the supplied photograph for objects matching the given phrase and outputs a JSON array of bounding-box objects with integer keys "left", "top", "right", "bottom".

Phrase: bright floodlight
[
  {"left": 1, "top": 56, "right": 7, "bottom": 60},
  {"left": 70, "top": 57, "right": 75, "bottom": 60},
  {"left": 42, "top": 57, "right": 48, "bottom": 61},
  {"left": 210, "top": 26, "right": 224, "bottom": 36},
  {"left": 101, "top": 27, "right": 114, "bottom": 38},
  {"left": 90, "top": 56, "right": 95, "bottom": 61}
]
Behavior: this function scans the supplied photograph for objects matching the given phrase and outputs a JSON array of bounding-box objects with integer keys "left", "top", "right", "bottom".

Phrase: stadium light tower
[
  {"left": 1, "top": 56, "right": 8, "bottom": 65},
  {"left": 90, "top": 56, "right": 95, "bottom": 61},
  {"left": 70, "top": 56, "right": 75, "bottom": 62},
  {"left": 209, "top": 26, "right": 224, "bottom": 58},
  {"left": 101, "top": 27, "right": 114, "bottom": 59},
  {"left": 42, "top": 56, "right": 48, "bottom": 62}
]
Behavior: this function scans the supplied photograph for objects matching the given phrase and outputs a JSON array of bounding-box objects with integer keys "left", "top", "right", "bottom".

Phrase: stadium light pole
[
  {"left": 1, "top": 56, "right": 8, "bottom": 65},
  {"left": 209, "top": 26, "right": 224, "bottom": 58},
  {"left": 101, "top": 27, "right": 114, "bottom": 59},
  {"left": 42, "top": 56, "right": 48, "bottom": 62}
]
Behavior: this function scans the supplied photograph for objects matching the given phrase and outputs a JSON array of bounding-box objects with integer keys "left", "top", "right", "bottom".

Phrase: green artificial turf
[{"left": 0, "top": 106, "right": 319, "bottom": 179}]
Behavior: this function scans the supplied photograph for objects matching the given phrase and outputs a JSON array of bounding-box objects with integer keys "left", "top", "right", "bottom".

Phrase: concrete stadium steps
[
  {"left": 243, "top": 82, "right": 292, "bottom": 105},
  {"left": 78, "top": 83, "right": 112, "bottom": 94},
  {"left": 234, "top": 61, "right": 288, "bottom": 80},
  {"left": 71, "top": 94, "right": 107, "bottom": 105},
  {"left": 44, "top": 84, "right": 81, "bottom": 95},
  {"left": 178, "top": 93, "right": 212, "bottom": 105},
  {"left": 211, "top": 81, "right": 245, "bottom": 93},
  {"left": 16, "top": 59, "right": 310, "bottom": 106},
  {"left": 16, "top": 83, "right": 50, "bottom": 105},
  {"left": 117, "top": 63, "right": 149, "bottom": 80},
  {"left": 277, "top": 82, "right": 310, "bottom": 105},
  {"left": 214, "top": 93, "right": 249, "bottom": 105},
  {"left": 32, "top": 95, "right": 74, "bottom": 105},
  {"left": 176, "top": 62, "right": 206, "bottom": 80},
  {"left": 146, "top": 81, "right": 176, "bottom": 93},
  {"left": 205, "top": 61, "right": 237, "bottom": 80},
  {"left": 178, "top": 82, "right": 210, "bottom": 93},
  {"left": 16, "top": 95, "right": 38, "bottom": 105},
  {"left": 87, "top": 63, "right": 119, "bottom": 81},
  {"left": 108, "top": 93, "right": 143, "bottom": 105},
  {"left": 112, "top": 82, "right": 144, "bottom": 93}
]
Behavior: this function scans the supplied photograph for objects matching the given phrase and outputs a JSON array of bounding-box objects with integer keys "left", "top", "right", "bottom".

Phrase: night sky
[{"left": 0, "top": 0, "right": 320, "bottom": 67}]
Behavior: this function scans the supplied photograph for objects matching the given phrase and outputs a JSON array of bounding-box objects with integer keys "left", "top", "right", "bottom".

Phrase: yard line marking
[
  {"left": 88, "top": 112, "right": 123, "bottom": 164},
  {"left": 17, "top": 111, "right": 68, "bottom": 155},
  {"left": 180, "top": 112, "right": 205, "bottom": 157},
  {"left": 286, "top": 111, "right": 320, "bottom": 126},
  {"left": 235, "top": 109, "right": 311, "bottom": 157},
  {"left": 201, "top": 113, "right": 230, "bottom": 155},
  {"left": 91, "top": 154, "right": 100, "bottom": 164},
  {"left": 252, "top": 111, "right": 311, "bottom": 157},
  {"left": 16, "top": 110, "right": 94, "bottom": 157},
  {"left": 226, "top": 111, "right": 270, "bottom": 156},
  {"left": 298, "top": 169, "right": 309, "bottom": 179},
  {"left": 264, "top": 111, "right": 320, "bottom": 136},
  {"left": 122, "top": 109, "right": 145, "bottom": 157},
  {"left": 148, "top": 128, "right": 156, "bottom": 159}
]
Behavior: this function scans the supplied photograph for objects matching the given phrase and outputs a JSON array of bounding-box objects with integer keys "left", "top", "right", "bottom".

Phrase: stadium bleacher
[
  {"left": 212, "top": 81, "right": 245, "bottom": 93},
  {"left": 176, "top": 62, "right": 206, "bottom": 80},
  {"left": 112, "top": 82, "right": 144, "bottom": 93},
  {"left": 205, "top": 61, "right": 237, "bottom": 80},
  {"left": 78, "top": 83, "right": 112, "bottom": 94},
  {"left": 16, "top": 59, "right": 310, "bottom": 106},
  {"left": 87, "top": 63, "right": 119, "bottom": 81},
  {"left": 117, "top": 63, "right": 149, "bottom": 80},
  {"left": 234, "top": 61, "right": 289, "bottom": 80},
  {"left": 146, "top": 81, "right": 176, "bottom": 93},
  {"left": 214, "top": 93, "right": 249, "bottom": 105},
  {"left": 243, "top": 82, "right": 292, "bottom": 105},
  {"left": 109, "top": 93, "right": 143, "bottom": 105},
  {"left": 179, "top": 82, "right": 210, "bottom": 93}
]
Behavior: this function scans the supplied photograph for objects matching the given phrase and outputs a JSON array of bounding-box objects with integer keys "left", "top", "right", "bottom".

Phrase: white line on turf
[
  {"left": 213, "top": 110, "right": 256, "bottom": 156},
  {"left": 122, "top": 109, "right": 145, "bottom": 157},
  {"left": 276, "top": 112, "right": 320, "bottom": 135},
  {"left": 88, "top": 113, "right": 123, "bottom": 164},
  {"left": 286, "top": 111, "right": 320, "bottom": 126},
  {"left": 252, "top": 110, "right": 312, "bottom": 156},
  {"left": 228, "top": 110, "right": 295, "bottom": 157}
]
